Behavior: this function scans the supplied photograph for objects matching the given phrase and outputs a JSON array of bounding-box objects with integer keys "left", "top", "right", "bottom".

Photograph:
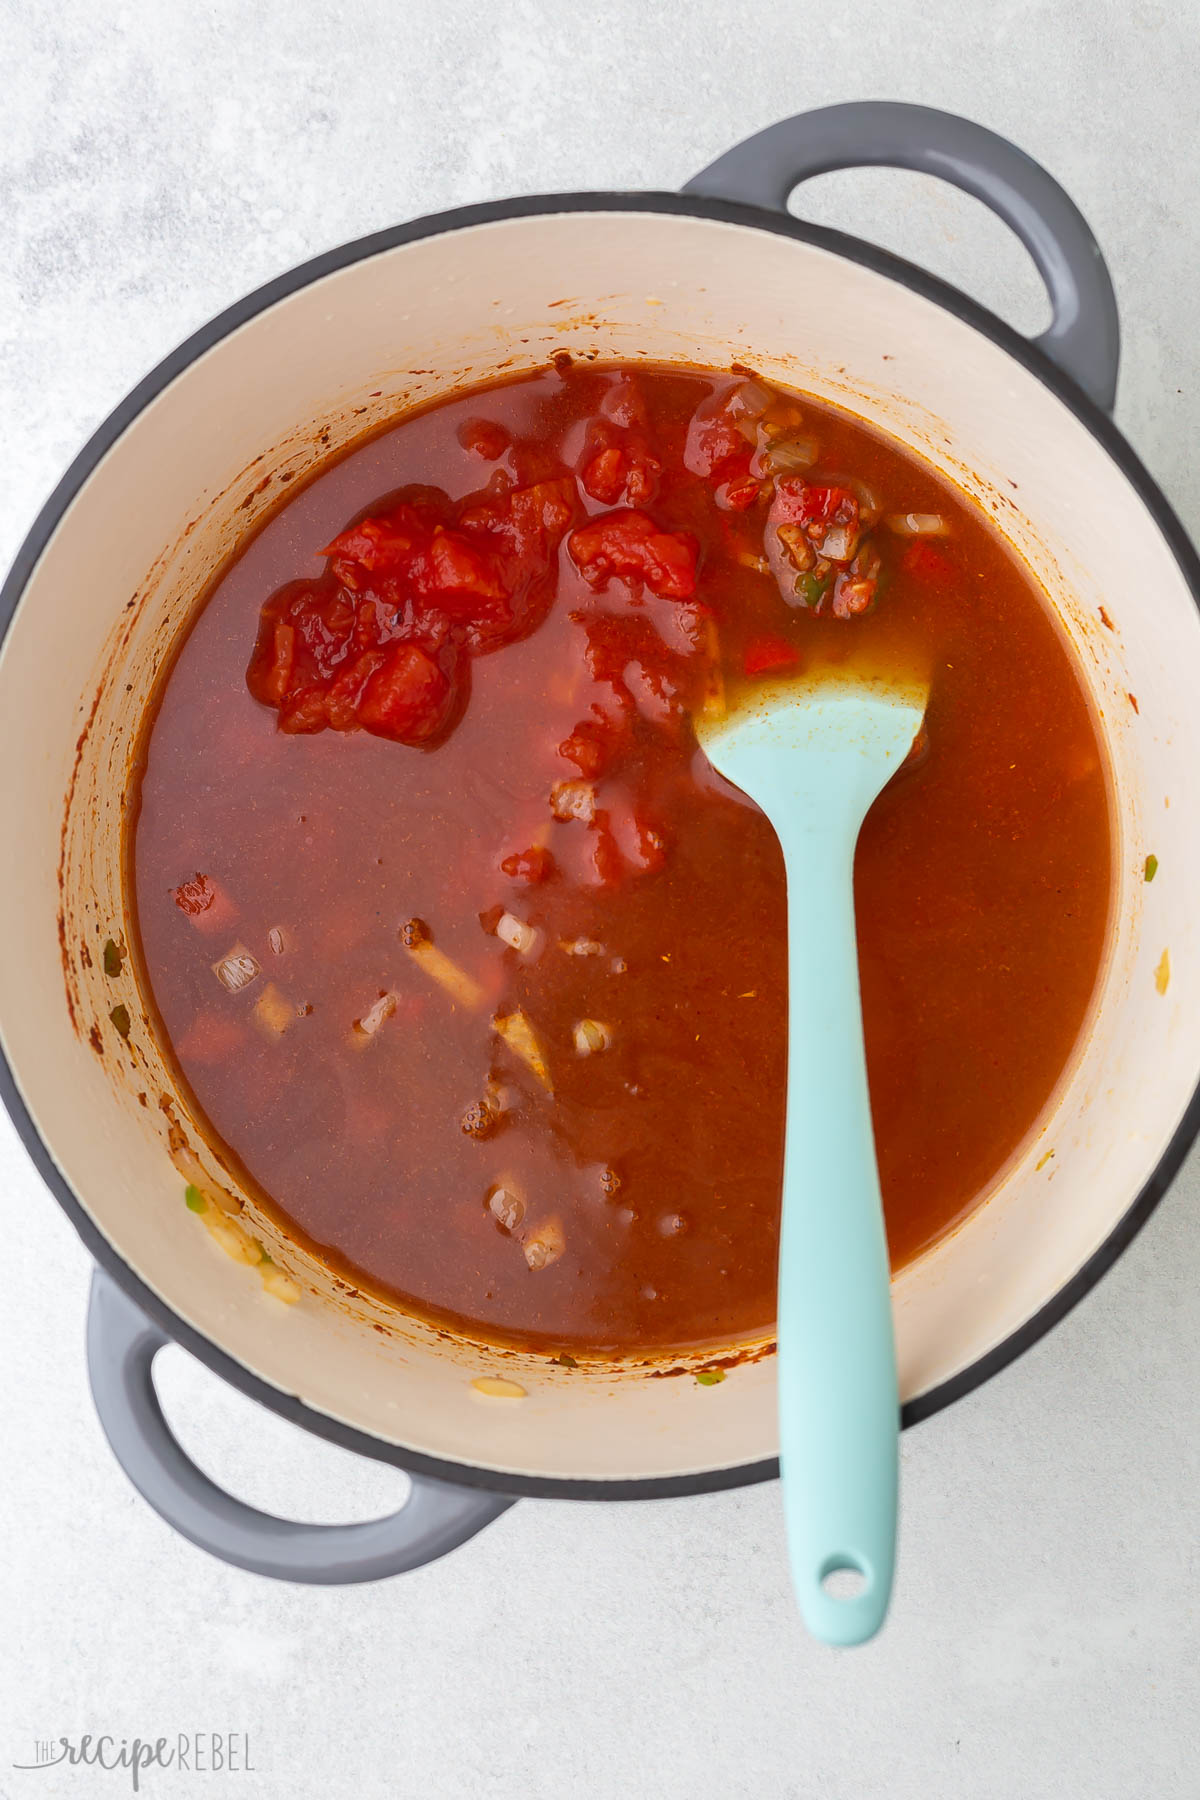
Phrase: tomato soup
[{"left": 131, "top": 363, "right": 1111, "bottom": 1353}]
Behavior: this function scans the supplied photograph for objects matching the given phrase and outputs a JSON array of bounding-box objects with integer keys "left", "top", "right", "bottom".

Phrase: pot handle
[
  {"left": 683, "top": 102, "right": 1120, "bottom": 413},
  {"left": 86, "top": 1269, "right": 514, "bottom": 1583}
]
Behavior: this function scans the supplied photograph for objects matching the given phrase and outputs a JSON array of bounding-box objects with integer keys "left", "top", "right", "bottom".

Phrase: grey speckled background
[{"left": 3, "top": 4, "right": 1200, "bottom": 1798}]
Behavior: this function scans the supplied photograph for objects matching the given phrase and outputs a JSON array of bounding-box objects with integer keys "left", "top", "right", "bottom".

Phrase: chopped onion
[
  {"left": 212, "top": 943, "right": 260, "bottom": 993},
  {"left": 401, "top": 923, "right": 485, "bottom": 1010},
  {"left": 763, "top": 433, "right": 820, "bottom": 474},
  {"left": 206, "top": 1217, "right": 261, "bottom": 1264},
  {"left": 700, "top": 616, "right": 725, "bottom": 720},
  {"left": 493, "top": 1009, "right": 553, "bottom": 1090},
  {"left": 559, "top": 937, "right": 606, "bottom": 957},
  {"left": 728, "top": 377, "right": 774, "bottom": 418},
  {"left": 266, "top": 927, "right": 289, "bottom": 956},
  {"left": 523, "top": 1215, "right": 565, "bottom": 1271},
  {"left": 199, "top": 1204, "right": 262, "bottom": 1266},
  {"left": 170, "top": 1141, "right": 210, "bottom": 1192},
  {"left": 487, "top": 1079, "right": 516, "bottom": 1115},
  {"left": 471, "top": 1375, "right": 527, "bottom": 1399},
  {"left": 735, "top": 550, "right": 770, "bottom": 576},
  {"left": 261, "top": 1263, "right": 301, "bottom": 1304},
  {"left": 831, "top": 573, "right": 877, "bottom": 619},
  {"left": 488, "top": 1185, "right": 526, "bottom": 1233},
  {"left": 852, "top": 539, "right": 883, "bottom": 580},
  {"left": 496, "top": 911, "right": 541, "bottom": 958},
  {"left": 818, "top": 523, "right": 859, "bottom": 563},
  {"left": 848, "top": 478, "right": 883, "bottom": 523},
  {"left": 885, "top": 511, "right": 949, "bottom": 537},
  {"left": 573, "top": 1018, "right": 612, "bottom": 1056},
  {"left": 550, "top": 779, "right": 597, "bottom": 824},
  {"left": 352, "top": 990, "right": 398, "bottom": 1042},
  {"left": 776, "top": 523, "right": 815, "bottom": 573},
  {"left": 254, "top": 982, "right": 296, "bottom": 1038},
  {"left": 611, "top": 957, "right": 628, "bottom": 974}
]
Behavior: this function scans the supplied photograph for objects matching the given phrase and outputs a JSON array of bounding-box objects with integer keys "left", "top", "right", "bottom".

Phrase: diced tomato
[
  {"left": 581, "top": 444, "right": 626, "bottom": 506},
  {"left": 350, "top": 595, "right": 396, "bottom": 655},
  {"left": 559, "top": 722, "right": 608, "bottom": 777},
  {"left": 322, "top": 510, "right": 420, "bottom": 576},
  {"left": 624, "top": 448, "right": 660, "bottom": 506},
  {"left": 506, "top": 479, "right": 576, "bottom": 556},
  {"left": 254, "top": 622, "right": 295, "bottom": 704},
  {"left": 173, "top": 874, "right": 216, "bottom": 917},
  {"left": 831, "top": 572, "right": 877, "bottom": 618},
  {"left": 773, "top": 478, "right": 859, "bottom": 533},
  {"left": 558, "top": 707, "right": 628, "bottom": 777},
  {"left": 599, "top": 376, "right": 649, "bottom": 430},
  {"left": 765, "top": 478, "right": 863, "bottom": 599},
  {"left": 246, "top": 595, "right": 302, "bottom": 707},
  {"left": 278, "top": 687, "right": 330, "bottom": 734},
  {"left": 325, "top": 650, "right": 388, "bottom": 731},
  {"left": 448, "top": 499, "right": 500, "bottom": 538},
  {"left": 500, "top": 845, "right": 557, "bottom": 883},
  {"left": 579, "top": 423, "right": 661, "bottom": 507},
  {"left": 685, "top": 401, "right": 748, "bottom": 478},
  {"left": 248, "top": 478, "right": 573, "bottom": 738},
  {"left": 245, "top": 582, "right": 356, "bottom": 697},
  {"left": 743, "top": 634, "right": 800, "bottom": 676},
  {"left": 568, "top": 510, "right": 698, "bottom": 600},
  {"left": 718, "top": 471, "right": 762, "bottom": 512},
  {"left": 458, "top": 418, "right": 511, "bottom": 460},
  {"left": 902, "top": 540, "right": 955, "bottom": 582},
  {"left": 421, "top": 528, "right": 509, "bottom": 610},
  {"left": 291, "top": 595, "right": 355, "bottom": 677},
  {"left": 355, "top": 643, "right": 453, "bottom": 744}
]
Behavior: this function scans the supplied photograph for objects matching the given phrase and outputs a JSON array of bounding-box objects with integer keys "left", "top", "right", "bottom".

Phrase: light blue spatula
[{"left": 698, "top": 664, "right": 928, "bottom": 1647}]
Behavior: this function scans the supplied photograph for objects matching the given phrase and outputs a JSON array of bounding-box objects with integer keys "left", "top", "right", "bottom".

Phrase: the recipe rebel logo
[{"left": 11, "top": 1733, "right": 256, "bottom": 1791}]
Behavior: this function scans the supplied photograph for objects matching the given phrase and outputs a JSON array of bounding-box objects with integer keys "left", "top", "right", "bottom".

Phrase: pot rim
[{"left": 4, "top": 187, "right": 1199, "bottom": 1502}]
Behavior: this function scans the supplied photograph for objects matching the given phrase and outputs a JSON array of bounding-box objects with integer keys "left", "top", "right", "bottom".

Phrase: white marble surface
[{"left": 3, "top": 3, "right": 1200, "bottom": 1796}]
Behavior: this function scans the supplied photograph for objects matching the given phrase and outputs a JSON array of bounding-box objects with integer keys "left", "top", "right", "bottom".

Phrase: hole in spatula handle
[{"left": 820, "top": 1557, "right": 871, "bottom": 1602}]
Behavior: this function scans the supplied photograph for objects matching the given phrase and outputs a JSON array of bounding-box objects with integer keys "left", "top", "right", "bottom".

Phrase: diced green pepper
[
  {"left": 1144, "top": 854, "right": 1159, "bottom": 882},
  {"left": 184, "top": 1184, "right": 208, "bottom": 1213},
  {"left": 109, "top": 1004, "right": 131, "bottom": 1039},
  {"left": 696, "top": 1368, "right": 726, "bottom": 1387},
  {"left": 102, "top": 938, "right": 124, "bottom": 978},
  {"left": 792, "top": 572, "right": 830, "bottom": 610}
]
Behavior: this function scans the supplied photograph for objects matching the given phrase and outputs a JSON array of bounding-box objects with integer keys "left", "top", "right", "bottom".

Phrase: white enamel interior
[{"left": 1, "top": 208, "right": 1197, "bottom": 1487}]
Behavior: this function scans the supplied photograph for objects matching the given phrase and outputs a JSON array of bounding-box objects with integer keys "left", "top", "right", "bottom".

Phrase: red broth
[{"left": 131, "top": 363, "right": 1111, "bottom": 1354}]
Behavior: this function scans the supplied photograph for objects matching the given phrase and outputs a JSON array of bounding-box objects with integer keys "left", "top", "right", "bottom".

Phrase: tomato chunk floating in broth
[
  {"left": 245, "top": 477, "right": 577, "bottom": 743},
  {"left": 132, "top": 360, "right": 1111, "bottom": 1355}
]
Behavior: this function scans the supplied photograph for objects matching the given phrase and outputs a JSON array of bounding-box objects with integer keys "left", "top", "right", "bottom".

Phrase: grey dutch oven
[{"left": 3, "top": 102, "right": 1198, "bottom": 1583}]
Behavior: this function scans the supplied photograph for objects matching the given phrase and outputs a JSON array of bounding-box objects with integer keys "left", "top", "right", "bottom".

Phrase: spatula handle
[{"left": 774, "top": 813, "right": 899, "bottom": 1646}]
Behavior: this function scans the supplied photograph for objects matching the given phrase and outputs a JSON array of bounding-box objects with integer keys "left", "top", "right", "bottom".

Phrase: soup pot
[{"left": 4, "top": 102, "right": 1199, "bottom": 1584}]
